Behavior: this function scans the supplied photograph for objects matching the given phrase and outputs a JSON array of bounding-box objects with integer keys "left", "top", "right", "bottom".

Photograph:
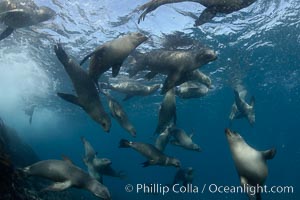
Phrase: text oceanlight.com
[{"left": 124, "top": 183, "right": 294, "bottom": 195}]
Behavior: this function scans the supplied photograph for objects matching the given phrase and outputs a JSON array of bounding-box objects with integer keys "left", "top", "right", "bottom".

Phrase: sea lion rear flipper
[
  {"left": 240, "top": 177, "right": 256, "bottom": 200},
  {"left": 194, "top": 7, "right": 217, "bottom": 26},
  {"left": 0, "top": 27, "right": 14, "bottom": 41},
  {"left": 123, "top": 94, "right": 134, "bottom": 101},
  {"left": 262, "top": 148, "right": 276, "bottom": 160},
  {"left": 142, "top": 160, "right": 151, "bottom": 167},
  {"left": 145, "top": 71, "right": 158, "bottom": 80},
  {"left": 43, "top": 180, "right": 72, "bottom": 191},
  {"left": 57, "top": 93, "right": 81, "bottom": 107}
]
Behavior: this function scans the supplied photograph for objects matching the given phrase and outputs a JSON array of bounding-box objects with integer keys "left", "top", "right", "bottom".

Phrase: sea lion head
[
  {"left": 87, "top": 179, "right": 111, "bottom": 200},
  {"left": 90, "top": 109, "right": 111, "bottom": 133},
  {"left": 168, "top": 157, "right": 181, "bottom": 168},
  {"left": 37, "top": 6, "right": 56, "bottom": 22},
  {"left": 130, "top": 32, "right": 148, "bottom": 44},
  {"left": 93, "top": 158, "right": 112, "bottom": 168},
  {"left": 195, "top": 48, "right": 217, "bottom": 65},
  {"left": 225, "top": 128, "right": 244, "bottom": 145}
]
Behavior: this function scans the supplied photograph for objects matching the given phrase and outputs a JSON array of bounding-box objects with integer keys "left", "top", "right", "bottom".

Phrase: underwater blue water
[{"left": 0, "top": 0, "right": 300, "bottom": 199}]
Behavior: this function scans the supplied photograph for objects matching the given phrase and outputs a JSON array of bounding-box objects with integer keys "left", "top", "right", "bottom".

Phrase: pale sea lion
[
  {"left": 136, "top": 0, "right": 257, "bottom": 26},
  {"left": 128, "top": 48, "right": 216, "bottom": 94},
  {"left": 102, "top": 82, "right": 161, "bottom": 101},
  {"left": 225, "top": 128, "right": 276, "bottom": 200},
  {"left": 119, "top": 139, "right": 181, "bottom": 168},
  {"left": 22, "top": 159, "right": 111, "bottom": 200},
  {"left": 0, "top": 0, "right": 55, "bottom": 41},
  {"left": 155, "top": 123, "right": 173, "bottom": 152},
  {"left": 173, "top": 167, "right": 194, "bottom": 187},
  {"left": 229, "top": 89, "right": 255, "bottom": 126},
  {"left": 102, "top": 91, "right": 136, "bottom": 137},
  {"left": 54, "top": 44, "right": 111, "bottom": 132},
  {"left": 80, "top": 32, "right": 148, "bottom": 83},
  {"left": 170, "top": 127, "right": 201, "bottom": 152},
  {"left": 175, "top": 82, "right": 209, "bottom": 99},
  {"left": 154, "top": 88, "right": 176, "bottom": 135}
]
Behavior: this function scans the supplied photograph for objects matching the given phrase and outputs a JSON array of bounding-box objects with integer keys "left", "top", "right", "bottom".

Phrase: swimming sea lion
[
  {"left": 129, "top": 48, "right": 217, "bottom": 94},
  {"left": 155, "top": 123, "right": 173, "bottom": 152},
  {"left": 175, "top": 82, "right": 209, "bottom": 99},
  {"left": 225, "top": 128, "right": 276, "bottom": 200},
  {"left": 229, "top": 89, "right": 255, "bottom": 126},
  {"left": 80, "top": 32, "right": 147, "bottom": 83},
  {"left": 119, "top": 139, "right": 181, "bottom": 168},
  {"left": 22, "top": 159, "right": 111, "bottom": 200},
  {"left": 154, "top": 88, "right": 176, "bottom": 135},
  {"left": 81, "top": 137, "right": 124, "bottom": 183},
  {"left": 170, "top": 127, "right": 201, "bottom": 152},
  {"left": 102, "top": 82, "right": 160, "bottom": 101},
  {"left": 136, "top": 0, "right": 257, "bottom": 26},
  {"left": 54, "top": 44, "right": 111, "bottom": 132},
  {"left": 173, "top": 167, "right": 194, "bottom": 187},
  {"left": 0, "top": 0, "right": 55, "bottom": 41},
  {"left": 102, "top": 91, "right": 136, "bottom": 137}
]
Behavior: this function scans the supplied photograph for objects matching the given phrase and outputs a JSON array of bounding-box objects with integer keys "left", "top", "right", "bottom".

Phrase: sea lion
[
  {"left": 136, "top": 0, "right": 257, "bottom": 26},
  {"left": 155, "top": 123, "right": 173, "bottom": 152},
  {"left": 22, "top": 159, "right": 111, "bottom": 200},
  {"left": 229, "top": 89, "right": 255, "bottom": 126},
  {"left": 154, "top": 88, "right": 176, "bottom": 135},
  {"left": 81, "top": 137, "right": 124, "bottom": 183},
  {"left": 170, "top": 127, "right": 201, "bottom": 152},
  {"left": 80, "top": 32, "right": 148, "bottom": 83},
  {"left": 54, "top": 44, "right": 111, "bottom": 132},
  {"left": 128, "top": 48, "right": 217, "bottom": 94},
  {"left": 0, "top": 0, "right": 55, "bottom": 41},
  {"left": 119, "top": 139, "right": 181, "bottom": 168},
  {"left": 225, "top": 128, "right": 276, "bottom": 200},
  {"left": 173, "top": 167, "right": 194, "bottom": 187},
  {"left": 175, "top": 82, "right": 209, "bottom": 99},
  {"left": 101, "top": 82, "right": 161, "bottom": 101},
  {"left": 102, "top": 91, "right": 136, "bottom": 137},
  {"left": 186, "top": 70, "right": 212, "bottom": 88}
]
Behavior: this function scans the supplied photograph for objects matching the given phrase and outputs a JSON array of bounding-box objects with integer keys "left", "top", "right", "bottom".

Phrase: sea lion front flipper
[
  {"left": 144, "top": 71, "right": 158, "bottom": 80},
  {"left": 43, "top": 180, "right": 72, "bottom": 191},
  {"left": 80, "top": 47, "right": 105, "bottom": 66},
  {"left": 161, "top": 72, "right": 181, "bottom": 94},
  {"left": 57, "top": 93, "right": 81, "bottom": 107},
  {"left": 194, "top": 7, "right": 217, "bottom": 26},
  {"left": 123, "top": 94, "right": 134, "bottom": 101},
  {"left": 112, "top": 64, "right": 122, "bottom": 77},
  {"left": 0, "top": 27, "right": 14, "bottom": 41},
  {"left": 229, "top": 103, "right": 238, "bottom": 120},
  {"left": 262, "top": 148, "right": 276, "bottom": 160},
  {"left": 170, "top": 140, "right": 181, "bottom": 146},
  {"left": 142, "top": 160, "right": 151, "bottom": 167}
]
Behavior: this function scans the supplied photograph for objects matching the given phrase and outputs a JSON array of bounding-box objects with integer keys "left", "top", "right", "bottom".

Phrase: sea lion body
[
  {"left": 23, "top": 159, "right": 111, "bottom": 200},
  {"left": 229, "top": 89, "right": 255, "bottom": 126},
  {"left": 54, "top": 44, "right": 111, "bottom": 132},
  {"left": 170, "top": 127, "right": 201, "bottom": 152},
  {"left": 119, "top": 139, "right": 181, "bottom": 168},
  {"left": 155, "top": 88, "right": 176, "bottom": 134},
  {"left": 0, "top": 0, "right": 55, "bottom": 41},
  {"left": 129, "top": 48, "right": 216, "bottom": 93},
  {"left": 104, "top": 92, "right": 136, "bottom": 137},
  {"left": 173, "top": 167, "right": 194, "bottom": 186},
  {"left": 137, "top": 0, "right": 257, "bottom": 26},
  {"left": 155, "top": 124, "right": 173, "bottom": 152},
  {"left": 176, "top": 82, "right": 208, "bottom": 99},
  {"left": 80, "top": 32, "right": 147, "bottom": 82},
  {"left": 105, "top": 82, "right": 161, "bottom": 101},
  {"left": 225, "top": 128, "right": 276, "bottom": 200}
]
